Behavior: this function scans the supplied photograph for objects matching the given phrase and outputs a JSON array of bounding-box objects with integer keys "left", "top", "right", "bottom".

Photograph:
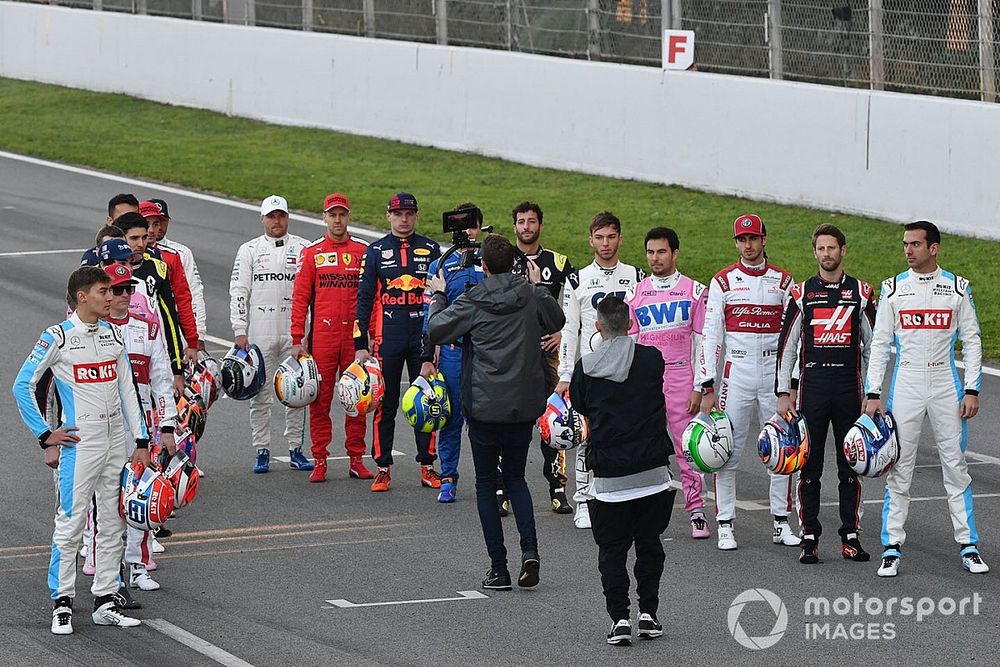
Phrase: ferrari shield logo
[{"left": 342, "top": 253, "right": 353, "bottom": 266}]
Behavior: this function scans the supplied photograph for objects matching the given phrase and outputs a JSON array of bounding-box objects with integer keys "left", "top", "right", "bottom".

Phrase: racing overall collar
[
  {"left": 648, "top": 271, "right": 680, "bottom": 289},
  {"left": 592, "top": 259, "right": 620, "bottom": 275},
  {"left": 264, "top": 234, "right": 289, "bottom": 247},
  {"left": 106, "top": 312, "right": 130, "bottom": 326},
  {"left": 737, "top": 257, "right": 768, "bottom": 277}
]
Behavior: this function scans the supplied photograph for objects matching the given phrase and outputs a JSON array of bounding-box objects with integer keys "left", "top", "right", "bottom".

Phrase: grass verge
[{"left": 1, "top": 76, "right": 997, "bottom": 358}]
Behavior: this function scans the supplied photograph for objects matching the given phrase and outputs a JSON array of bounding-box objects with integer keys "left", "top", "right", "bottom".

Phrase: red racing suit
[{"left": 292, "top": 234, "right": 369, "bottom": 462}]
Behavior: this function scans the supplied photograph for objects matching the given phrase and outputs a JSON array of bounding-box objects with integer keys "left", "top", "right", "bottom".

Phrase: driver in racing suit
[
  {"left": 13, "top": 266, "right": 148, "bottom": 633},
  {"left": 555, "top": 212, "right": 644, "bottom": 530},
  {"left": 104, "top": 264, "right": 179, "bottom": 592},
  {"left": 697, "top": 214, "right": 800, "bottom": 551},
  {"left": 230, "top": 195, "right": 312, "bottom": 474},
  {"left": 864, "top": 220, "right": 986, "bottom": 577},
  {"left": 626, "top": 226, "right": 710, "bottom": 540}
]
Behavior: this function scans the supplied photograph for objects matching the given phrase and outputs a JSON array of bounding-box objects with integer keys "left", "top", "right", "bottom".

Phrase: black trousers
[
  {"left": 590, "top": 488, "right": 675, "bottom": 621},
  {"left": 798, "top": 375, "right": 863, "bottom": 539}
]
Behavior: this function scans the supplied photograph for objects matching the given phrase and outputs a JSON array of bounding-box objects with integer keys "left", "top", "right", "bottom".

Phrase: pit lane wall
[{"left": 2, "top": 1, "right": 999, "bottom": 239}]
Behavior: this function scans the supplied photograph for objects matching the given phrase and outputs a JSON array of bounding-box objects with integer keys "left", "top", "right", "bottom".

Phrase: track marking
[
  {"left": 0, "top": 150, "right": 383, "bottom": 238},
  {"left": 202, "top": 334, "right": 234, "bottom": 348},
  {"left": 819, "top": 492, "right": 1000, "bottom": 508},
  {"left": 967, "top": 450, "right": 1000, "bottom": 466},
  {"left": 324, "top": 590, "right": 488, "bottom": 608},
  {"left": 702, "top": 490, "right": 769, "bottom": 511},
  {"left": 272, "top": 450, "right": 403, "bottom": 464},
  {"left": 0, "top": 248, "right": 86, "bottom": 257},
  {"left": 145, "top": 618, "right": 254, "bottom": 667}
]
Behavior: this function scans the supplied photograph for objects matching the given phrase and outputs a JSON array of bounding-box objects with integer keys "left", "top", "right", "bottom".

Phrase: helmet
[
  {"left": 119, "top": 462, "right": 176, "bottom": 531},
  {"left": 538, "top": 392, "right": 588, "bottom": 450},
  {"left": 221, "top": 344, "right": 266, "bottom": 400},
  {"left": 682, "top": 411, "right": 735, "bottom": 473},
  {"left": 176, "top": 426, "right": 198, "bottom": 465},
  {"left": 338, "top": 357, "right": 385, "bottom": 416},
  {"left": 274, "top": 354, "right": 320, "bottom": 408},
  {"left": 197, "top": 354, "right": 222, "bottom": 408},
  {"left": 843, "top": 411, "right": 899, "bottom": 477},
  {"left": 162, "top": 451, "right": 200, "bottom": 508},
  {"left": 758, "top": 412, "right": 811, "bottom": 475},
  {"left": 402, "top": 374, "right": 451, "bottom": 433},
  {"left": 176, "top": 388, "right": 206, "bottom": 443}
]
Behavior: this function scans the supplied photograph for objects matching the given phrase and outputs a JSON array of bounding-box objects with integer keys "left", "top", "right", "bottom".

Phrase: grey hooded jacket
[{"left": 428, "top": 272, "right": 565, "bottom": 423}]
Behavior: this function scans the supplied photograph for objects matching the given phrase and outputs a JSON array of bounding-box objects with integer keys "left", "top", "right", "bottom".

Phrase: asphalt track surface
[{"left": 1, "top": 152, "right": 999, "bottom": 666}]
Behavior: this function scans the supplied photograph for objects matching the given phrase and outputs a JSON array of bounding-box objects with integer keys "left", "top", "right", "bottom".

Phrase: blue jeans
[
  {"left": 438, "top": 345, "right": 464, "bottom": 483},
  {"left": 468, "top": 419, "right": 537, "bottom": 570}
]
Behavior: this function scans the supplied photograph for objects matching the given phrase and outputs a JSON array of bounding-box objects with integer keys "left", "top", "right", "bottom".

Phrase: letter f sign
[{"left": 663, "top": 30, "right": 695, "bottom": 70}]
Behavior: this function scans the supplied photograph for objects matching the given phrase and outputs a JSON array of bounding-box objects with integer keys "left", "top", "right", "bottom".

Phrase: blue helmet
[
  {"left": 843, "top": 411, "right": 899, "bottom": 477},
  {"left": 402, "top": 374, "right": 450, "bottom": 433},
  {"left": 220, "top": 344, "right": 266, "bottom": 400}
]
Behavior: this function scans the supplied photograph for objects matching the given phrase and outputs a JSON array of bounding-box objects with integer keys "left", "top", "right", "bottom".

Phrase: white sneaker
[
  {"left": 717, "top": 524, "right": 738, "bottom": 551},
  {"left": 877, "top": 555, "right": 900, "bottom": 577},
  {"left": 51, "top": 605, "right": 73, "bottom": 635},
  {"left": 772, "top": 520, "right": 801, "bottom": 546},
  {"left": 151, "top": 537, "right": 165, "bottom": 554},
  {"left": 963, "top": 552, "right": 990, "bottom": 574},
  {"left": 573, "top": 501, "right": 592, "bottom": 529},
  {"left": 78, "top": 544, "right": 88, "bottom": 560},
  {"left": 92, "top": 602, "right": 141, "bottom": 627},
  {"left": 130, "top": 567, "right": 161, "bottom": 591}
]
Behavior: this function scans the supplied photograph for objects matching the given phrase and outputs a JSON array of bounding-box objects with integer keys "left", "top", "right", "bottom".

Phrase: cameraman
[
  {"left": 427, "top": 235, "right": 565, "bottom": 591},
  {"left": 419, "top": 203, "right": 485, "bottom": 503}
]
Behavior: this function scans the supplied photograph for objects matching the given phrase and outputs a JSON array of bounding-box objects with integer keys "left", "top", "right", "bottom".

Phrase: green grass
[{"left": 1, "top": 76, "right": 997, "bottom": 358}]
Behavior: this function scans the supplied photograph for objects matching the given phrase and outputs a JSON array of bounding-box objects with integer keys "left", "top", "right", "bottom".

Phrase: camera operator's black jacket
[{"left": 427, "top": 272, "right": 565, "bottom": 423}]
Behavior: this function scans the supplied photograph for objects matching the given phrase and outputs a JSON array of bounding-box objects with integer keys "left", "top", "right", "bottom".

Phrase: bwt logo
[
  {"left": 634, "top": 300, "right": 691, "bottom": 327},
  {"left": 899, "top": 309, "right": 952, "bottom": 330},
  {"left": 74, "top": 361, "right": 117, "bottom": 383},
  {"left": 728, "top": 588, "right": 788, "bottom": 650}
]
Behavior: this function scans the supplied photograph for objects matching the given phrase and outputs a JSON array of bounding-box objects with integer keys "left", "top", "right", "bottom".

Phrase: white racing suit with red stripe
[
  {"left": 865, "top": 267, "right": 983, "bottom": 548},
  {"left": 697, "top": 260, "right": 796, "bottom": 523}
]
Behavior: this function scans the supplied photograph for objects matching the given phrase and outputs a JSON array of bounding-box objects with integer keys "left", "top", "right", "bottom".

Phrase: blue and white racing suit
[
  {"left": 865, "top": 267, "right": 983, "bottom": 549},
  {"left": 13, "top": 313, "right": 148, "bottom": 601}
]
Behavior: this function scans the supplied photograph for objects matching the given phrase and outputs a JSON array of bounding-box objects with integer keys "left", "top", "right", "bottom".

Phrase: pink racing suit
[{"left": 627, "top": 272, "right": 708, "bottom": 513}]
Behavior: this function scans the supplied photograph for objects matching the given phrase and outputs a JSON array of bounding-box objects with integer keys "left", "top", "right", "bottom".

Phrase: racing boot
[
  {"left": 717, "top": 522, "right": 737, "bottom": 551},
  {"left": 800, "top": 535, "right": 819, "bottom": 564},
  {"left": 289, "top": 448, "right": 314, "bottom": 471},
  {"left": 309, "top": 459, "right": 327, "bottom": 483},
  {"left": 254, "top": 449, "right": 270, "bottom": 474},
  {"left": 92, "top": 595, "right": 140, "bottom": 628},
  {"left": 841, "top": 533, "right": 870, "bottom": 562},
  {"left": 348, "top": 456, "right": 374, "bottom": 480},
  {"left": 772, "top": 517, "right": 801, "bottom": 546},
  {"left": 549, "top": 488, "right": 573, "bottom": 514},
  {"left": 371, "top": 467, "right": 391, "bottom": 492},
  {"left": 130, "top": 565, "right": 161, "bottom": 591},
  {"left": 961, "top": 545, "right": 990, "bottom": 574},
  {"left": 420, "top": 466, "right": 442, "bottom": 489},
  {"left": 877, "top": 546, "right": 901, "bottom": 577},
  {"left": 51, "top": 597, "right": 73, "bottom": 635},
  {"left": 438, "top": 479, "right": 457, "bottom": 503},
  {"left": 690, "top": 512, "right": 711, "bottom": 539}
]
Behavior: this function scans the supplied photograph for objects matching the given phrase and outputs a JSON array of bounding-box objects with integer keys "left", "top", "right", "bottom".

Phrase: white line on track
[
  {"left": 0, "top": 150, "right": 384, "bottom": 240},
  {"left": 202, "top": 334, "right": 234, "bottom": 348},
  {"left": 324, "top": 590, "right": 488, "bottom": 608},
  {"left": 145, "top": 618, "right": 254, "bottom": 667},
  {"left": 0, "top": 248, "right": 86, "bottom": 257},
  {"left": 819, "top": 492, "right": 1000, "bottom": 508}
]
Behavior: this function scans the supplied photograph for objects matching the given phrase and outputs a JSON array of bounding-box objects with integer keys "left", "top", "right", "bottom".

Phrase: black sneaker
[
  {"left": 607, "top": 619, "right": 632, "bottom": 645},
  {"left": 496, "top": 491, "right": 510, "bottom": 517},
  {"left": 482, "top": 568, "right": 513, "bottom": 591},
  {"left": 636, "top": 612, "right": 662, "bottom": 639},
  {"left": 518, "top": 551, "right": 540, "bottom": 588},
  {"left": 799, "top": 534, "right": 819, "bottom": 564},
  {"left": 154, "top": 526, "right": 173, "bottom": 539},
  {"left": 549, "top": 489, "right": 573, "bottom": 514},
  {"left": 841, "top": 533, "right": 871, "bottom": 562}
]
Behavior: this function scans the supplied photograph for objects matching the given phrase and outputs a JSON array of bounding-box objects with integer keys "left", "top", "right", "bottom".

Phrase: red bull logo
[{"left": 385, "top": 274, "right": 426, "bottom": 291}]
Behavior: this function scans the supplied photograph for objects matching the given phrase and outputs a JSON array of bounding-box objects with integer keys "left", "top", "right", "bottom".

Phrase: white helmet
[
  {"left": 843, "top": 411, "right": 899, "bottom": 477},
  {"left": 274, "top": 354, "right": 320, "bottom": 408},
  {"left": 538, "top": 392, "right": 588, "bottom": 450},
  {"left": 682, "top": 410, "right": 735, "bottom": 473}
]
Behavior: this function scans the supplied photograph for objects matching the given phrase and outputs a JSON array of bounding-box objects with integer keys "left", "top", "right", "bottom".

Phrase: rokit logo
[
  {"left": 899, "top": 309, "right": 952, "bottom": 329},
  {"left": 811, "top": 306, "right": 855, "bottom": 345},
  {"left": 74, "top": 361, "right": 117, "bottom": 383}
]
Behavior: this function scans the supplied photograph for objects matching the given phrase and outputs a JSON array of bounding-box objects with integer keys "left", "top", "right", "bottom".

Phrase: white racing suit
[
  {"left": 865, "top": 267, "right": 983, "bottom": 548},
  {"left": 697, "top": 261, "right": 796, "bottom": 522},
  {"left": 12, "top": 313, "right": 148, "bottom": 601},
  {"left": 108, "top": 310, "right": 179, "bottom": 571},
  {"left": 559, "top": 261, "right": 644, "bottom": 502},
  {"left": 230, "top": 233, "right": 309, "bottom": 452}
]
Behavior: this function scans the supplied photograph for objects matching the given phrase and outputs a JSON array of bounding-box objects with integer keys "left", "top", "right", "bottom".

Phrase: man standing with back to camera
[{"left": 428, "top": 234, "right": 565, "bottom": 591}]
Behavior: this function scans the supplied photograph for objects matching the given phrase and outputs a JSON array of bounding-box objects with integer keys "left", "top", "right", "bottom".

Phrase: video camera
[{"left": 440, "top": 204, "right": 491, "bottom": 268}]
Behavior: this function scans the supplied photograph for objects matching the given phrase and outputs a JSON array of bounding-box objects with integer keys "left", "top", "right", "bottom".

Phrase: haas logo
[
  {"left": 811, "top": 306, "right": 854, "bottom": 346},
  {"left": 74, "top": 361, "right": 117, "bottom": 383}
]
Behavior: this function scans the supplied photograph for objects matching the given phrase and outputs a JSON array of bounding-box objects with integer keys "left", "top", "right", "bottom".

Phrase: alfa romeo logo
[{"left": 727, "top": 588, "right": 787, "bottom": 650}]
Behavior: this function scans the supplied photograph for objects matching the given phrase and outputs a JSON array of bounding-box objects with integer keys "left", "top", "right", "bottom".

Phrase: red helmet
[
  {"left": 119, "top": 461, "right": 176, "bottom": 531},
  {"left": 163, "top": 451, "right": 200, "bottom": 508}
]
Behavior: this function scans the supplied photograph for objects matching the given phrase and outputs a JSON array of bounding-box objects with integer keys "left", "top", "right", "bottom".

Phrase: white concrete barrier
[{"left": 2, "top": 1, "right": 999, "bottom": 238}]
